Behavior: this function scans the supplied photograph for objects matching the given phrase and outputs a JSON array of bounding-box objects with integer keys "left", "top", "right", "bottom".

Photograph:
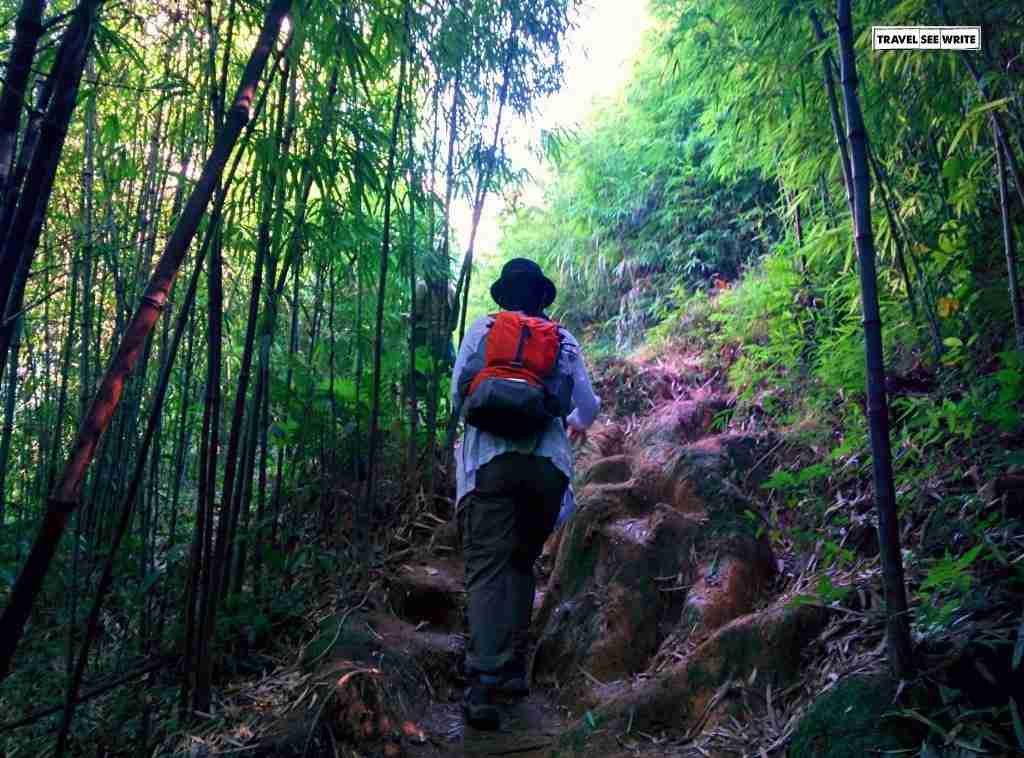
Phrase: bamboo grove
[
  {"left": 0, "top": 0, "right": 575, "bottom": 750},
  {"left": 500, "top": 0, "right": 1024, "bottom": 684}
]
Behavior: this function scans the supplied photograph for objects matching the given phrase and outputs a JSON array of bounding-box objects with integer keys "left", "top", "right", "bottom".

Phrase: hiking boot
[
  {"left": 463, "top": 680, "right": 500, "bottom": 731},
  {"left": 487, "top": 667, "right": 530, "bottom": 699}
]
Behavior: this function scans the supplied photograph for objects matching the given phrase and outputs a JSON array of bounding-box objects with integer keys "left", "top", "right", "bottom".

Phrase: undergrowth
[{"left": 637, "top": 246, "right": 1024, "bottom": 754}]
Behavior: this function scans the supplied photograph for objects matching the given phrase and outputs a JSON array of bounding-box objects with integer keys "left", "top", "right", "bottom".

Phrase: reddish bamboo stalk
[{"left": 54, "top": 246, "right": 204, "bottom": 757}]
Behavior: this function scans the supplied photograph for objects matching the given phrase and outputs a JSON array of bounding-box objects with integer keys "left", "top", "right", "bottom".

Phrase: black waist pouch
[{"left": 464, "top": 378, "right": 552, "bottom": 439}]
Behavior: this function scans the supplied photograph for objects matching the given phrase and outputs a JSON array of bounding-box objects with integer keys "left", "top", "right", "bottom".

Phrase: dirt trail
[
  {"left": 388, "top": 557, "right": 569, "bottom": 756},
  {"left": 222, "top": 351, "right": 827, "bottom": 756},
  {"left": 409, "top": 695, "right": 565, "bottom": 757},
  {"left": 383, "top": 349, "right": 793, "bottom": 756}
]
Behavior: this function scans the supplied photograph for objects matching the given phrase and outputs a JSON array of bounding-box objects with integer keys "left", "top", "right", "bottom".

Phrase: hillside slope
[{"left": 181, "top": 329, "right": 1023, "bottom": 756}]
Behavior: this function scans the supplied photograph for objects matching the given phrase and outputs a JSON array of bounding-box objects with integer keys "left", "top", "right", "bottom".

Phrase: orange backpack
[{"left": 461, "top": 312, "right": 573, "bottom": 438}]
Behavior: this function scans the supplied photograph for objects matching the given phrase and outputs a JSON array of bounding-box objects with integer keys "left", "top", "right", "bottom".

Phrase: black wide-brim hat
[{"left": 490, "top": 258, "right": 557, "bottom": 310}]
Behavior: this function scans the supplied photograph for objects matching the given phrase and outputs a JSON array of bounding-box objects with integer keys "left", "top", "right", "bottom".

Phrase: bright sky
[{"left": 451, "top": 0, "right": 653, "bottom": 257}]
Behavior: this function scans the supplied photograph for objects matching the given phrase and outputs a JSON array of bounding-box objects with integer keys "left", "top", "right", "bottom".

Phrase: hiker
[
  {"left": 451, "top": 258, "right": 600, "bottom": 730},
  {"left": 405, "top": 277, "right": 457, "bottom": 401},
  {"left": 413, "top": 276, "right": 457, "bottom": 363}
]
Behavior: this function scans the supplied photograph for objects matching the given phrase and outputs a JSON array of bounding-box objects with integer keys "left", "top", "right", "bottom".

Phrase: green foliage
[
  {"left": 763, "top": 462, "right": 830, "bottom": 494},
  {"left": 790, "top": 675, "right": 915, "bottom": 758},
  {"left": 795, "top": 573, "right": 851, "bottom": 606},
  {"left": 988, "top": 351, "right": 1024, "bottom": 432},
  {"left": 498, "top": 22, "right": 778, "bottom": 343},
  {"left": 0, "top": 0, "right": 583, "bottom": 752},
  {"left": 916, "top": 543, "right": 986, "bottom": 634},
  {"left": 496, "top": 15, "right": 1024, "bottom": 752}
]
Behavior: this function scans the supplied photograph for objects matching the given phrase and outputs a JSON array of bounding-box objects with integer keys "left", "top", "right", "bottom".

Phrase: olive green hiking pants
[{"left": 459, "top": 453, "right": 567, "bottom": 675}]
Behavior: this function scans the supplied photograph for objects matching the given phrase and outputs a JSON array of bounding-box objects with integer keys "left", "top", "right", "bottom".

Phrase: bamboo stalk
[
  {"left": 809, "top": 10, "right": 854, "bottom": 218},
  {"left": 836, "top": 0, "right": 914, "bottom": 679},
  {"left": 361, "top": 0, "right": 410, "bottom": 558},
  {"left": 994, "top": 121, "right": 1024, "bottom": 351}
]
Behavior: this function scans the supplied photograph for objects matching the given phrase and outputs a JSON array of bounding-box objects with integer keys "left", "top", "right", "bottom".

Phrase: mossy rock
[
  {"left": 630, "top": 399, "right": 719, "bottom": 449},
  {"left": 790, "top": 675, "right": 917, "bottom": 758},
  {"left": 387, "top": 557, "right": 465, "bottom": 630},
  {"left": 555, "top": 507, "right": 602, "bottom": 599},
  {"left": 531, "top": 593, "right": 602, "bottom": 687},
  {"left": 667, "top": 445, "right": 756, "bottom": 537},
  {"left": 681, "top": 554, "right": 776, "bottom": 643},
  {"left": 253, "top": 613, "right": 435, "bottom": 757},
  {"left": 579, "top": 602, "right": 831, "bottom": 738},
  {"left": 716, "top": 431, "right": 779, "bottom": 487},
  {"left": 301, "top": 612, "right": 425, "bottom": 698},
  {"left": 302, "top": 613, "right": 380, "bottom": 667},
  {"left": 534, "top": 504, "right": 700, "bottom": 696},
  {"left": 583, "top": 454, "right": 633, "bottom": 486}
]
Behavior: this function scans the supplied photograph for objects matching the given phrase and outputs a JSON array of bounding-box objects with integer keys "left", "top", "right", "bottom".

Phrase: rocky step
[
  {"left": 407, "top": 694, "right": 566, "bottom": 757},
  {"left": 236, "top": 609, "right": 466, "bottom": 757},
  {"left": 387, "top": 557, "right": 466, "bottom": 632},
  {"left": 553, "top": 599, "right": 833, "bottom": 756},
  {"left": 581, "top": 454, "right": 633, "bottom": 486},
  {"left": 534, "top": 433, "right": 778, "bottom": 703}
]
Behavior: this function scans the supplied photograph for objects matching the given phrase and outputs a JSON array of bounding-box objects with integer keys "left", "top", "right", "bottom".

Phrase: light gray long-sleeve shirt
[{"left": 451, "top": 313, "right": 601, "bottom": 507}]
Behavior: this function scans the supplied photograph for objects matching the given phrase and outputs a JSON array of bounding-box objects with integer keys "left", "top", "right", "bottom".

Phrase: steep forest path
[
  {"left": 392, "top": 348, "right": 754, "bottom": 755},
  {"left": 204, "top": 349, "right": 863, "bottom": 757}
]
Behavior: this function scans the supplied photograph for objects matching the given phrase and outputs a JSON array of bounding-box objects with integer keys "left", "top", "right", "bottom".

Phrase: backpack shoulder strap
[{"left": 457, "top": 316, "right": 495, "bottom": 395}]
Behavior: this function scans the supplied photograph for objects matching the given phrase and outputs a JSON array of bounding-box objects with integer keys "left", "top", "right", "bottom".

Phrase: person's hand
[{"left": 567, "top": 425, "right": 587, "bottom": 443}]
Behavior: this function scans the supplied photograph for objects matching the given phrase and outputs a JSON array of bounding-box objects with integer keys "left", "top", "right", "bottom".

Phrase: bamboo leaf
[{"left": 947, "top": 97, "right": 1010, "bottom": 155}]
